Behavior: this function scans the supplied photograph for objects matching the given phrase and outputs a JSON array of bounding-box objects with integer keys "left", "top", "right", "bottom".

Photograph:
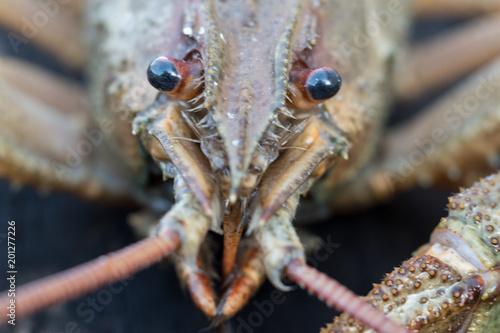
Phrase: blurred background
[{"left": 0, "top": 3, "right": 490, "bottom": 333}]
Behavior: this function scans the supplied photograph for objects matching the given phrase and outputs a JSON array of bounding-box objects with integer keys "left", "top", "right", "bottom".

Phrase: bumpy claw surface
[
  {"left": 326, "top": 256, "right": 483, "bottom": 332},
  {"left": 325, "top": 172, "right": 500, "bottom": 332}
]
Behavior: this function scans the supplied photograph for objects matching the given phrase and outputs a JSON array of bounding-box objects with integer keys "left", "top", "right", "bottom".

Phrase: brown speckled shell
[
  {"left": 325, "top": 255, "right": 483, "bottom": 333},
  {"left": 324, "top": 174, "right": 500, "bottom": 333},
  {"left": 433, "top": 177, "right": 500, "bottom": 270}
]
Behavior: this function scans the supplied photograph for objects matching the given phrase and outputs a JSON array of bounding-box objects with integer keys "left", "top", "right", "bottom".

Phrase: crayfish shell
[{"left": 325, "top": 174, "right": 500, "bottom": 332}]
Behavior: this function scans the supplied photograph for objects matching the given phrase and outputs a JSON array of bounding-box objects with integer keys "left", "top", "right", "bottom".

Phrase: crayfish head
[
  {"left": 132, "top": 0, "right": 408, "bottom": 328},
  {"left": 140, "top": 0, "right": 347, "bottom": 216},
  {"left": 131, "top": 0, "right": 351, "bottom": 321}
]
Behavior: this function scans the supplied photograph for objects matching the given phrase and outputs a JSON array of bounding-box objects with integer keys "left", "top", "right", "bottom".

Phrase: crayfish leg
[
  {"left": 414, "top": 0, "right": 500, "bottom": 18},
  {"left": 0, "top": 57, "right": 140, "bottom": 203},
  {"left": 0, "top": 0, "right": 86, "bottom": 69},
  {"left": 396, "top": 14, "right": 500, "bottom": 102},
  {"left": 330, "top": 58, "right": 500, "bottom": 211}
]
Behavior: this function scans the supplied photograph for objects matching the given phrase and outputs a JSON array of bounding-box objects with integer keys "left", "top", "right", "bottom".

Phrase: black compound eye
[
  {"left": 147, "top": 56, "right": 181, "bottom": 92},
  {"left": 306, "top": 68, "right": 342, "bottom": 101}
]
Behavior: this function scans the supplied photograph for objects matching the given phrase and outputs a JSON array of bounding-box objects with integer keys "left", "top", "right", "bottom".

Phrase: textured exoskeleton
[{"left": 326, "top": 173, "right": 500, "bottom": 332}]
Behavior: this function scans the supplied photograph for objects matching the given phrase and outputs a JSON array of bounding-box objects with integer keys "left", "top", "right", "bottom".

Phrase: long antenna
[
  {"left": 286, "top": 259, "right": 411, "bottom": 333},
  {"left": 0, "top": 231, "right": 180, "bottom": 323}
]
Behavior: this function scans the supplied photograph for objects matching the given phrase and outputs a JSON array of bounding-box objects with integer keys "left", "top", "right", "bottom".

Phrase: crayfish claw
[{"left": 176, "top": 260, "right": 218, "bottom": 318}]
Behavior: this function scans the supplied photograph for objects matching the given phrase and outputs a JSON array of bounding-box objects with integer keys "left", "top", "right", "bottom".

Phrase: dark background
[{"left": 0, "top": 11, "right": 474, "bottom": 333}]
